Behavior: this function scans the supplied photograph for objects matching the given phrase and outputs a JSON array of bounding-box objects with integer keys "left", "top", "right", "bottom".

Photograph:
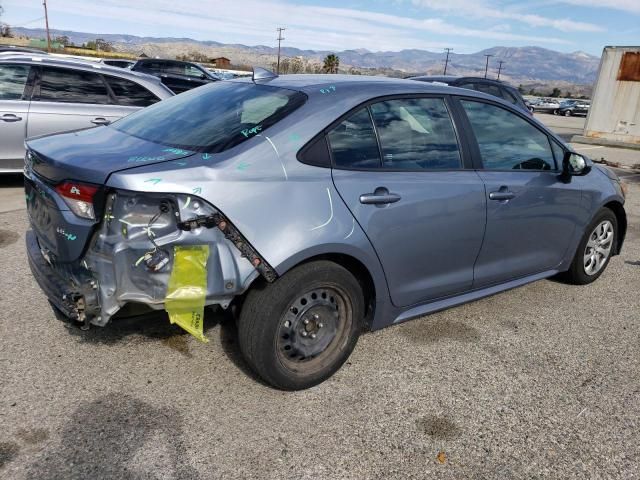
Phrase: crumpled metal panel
[{"left": 84, "top": 190, "right": 259, "bottom": 326}]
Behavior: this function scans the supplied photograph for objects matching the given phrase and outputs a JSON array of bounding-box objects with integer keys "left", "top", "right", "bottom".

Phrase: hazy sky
[{"left": 2, "top": 0, "right": 639, "bottom": 54}]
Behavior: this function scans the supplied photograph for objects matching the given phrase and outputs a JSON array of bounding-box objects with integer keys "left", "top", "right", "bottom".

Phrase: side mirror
[{"left": 563, "top": 152, "right": 591, "bottom": 176}]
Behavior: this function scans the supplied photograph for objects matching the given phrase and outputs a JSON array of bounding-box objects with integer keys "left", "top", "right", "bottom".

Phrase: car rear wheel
[
  {"left": 564, "top": 110, "right": 572, "bottom": 117},
  {"left": 563, "top": 208, "right": 617, "bottom": 285},
  {"left": 238, "top": 260, "right": 365, "bottom": 390}
]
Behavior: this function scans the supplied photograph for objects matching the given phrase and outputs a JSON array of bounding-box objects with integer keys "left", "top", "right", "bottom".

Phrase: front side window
[
  {"left": 461, "top": 100, "right": 556, "bottom": 171},
  {"left": 112, "top": 81, "right": 306, "bottom": 153},
  {"left": 0, "top": 64, "right": 30, "bottom": 100},
  {"left": 38, "top": 67, "right": 110, "bottom": 104},
  {"left": 327, "top": 108, "right": 381, "bottom": 169},
  {"left": 370, "top": 98, "right": 461, "bottom": 170},
  {"left": 104, "top": 76, "right": 159, "bottom": 107}
]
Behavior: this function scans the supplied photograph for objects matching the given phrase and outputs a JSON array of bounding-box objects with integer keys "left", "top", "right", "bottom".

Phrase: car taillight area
[{"left": 55, "top": 181, "right": 100, "bottom": 220}]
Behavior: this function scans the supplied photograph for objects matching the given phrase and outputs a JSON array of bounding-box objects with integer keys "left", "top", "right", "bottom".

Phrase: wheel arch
[{"left": 603, "top": 200, "right": 627, "bottom": 255}]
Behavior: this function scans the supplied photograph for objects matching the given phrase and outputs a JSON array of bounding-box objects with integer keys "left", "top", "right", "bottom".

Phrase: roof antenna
[{"left": 252, "top": 67, "right": 278, "bottom": 83}]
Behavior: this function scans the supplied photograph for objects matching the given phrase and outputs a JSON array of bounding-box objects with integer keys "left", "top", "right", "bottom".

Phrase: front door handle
[
  {"left": 359, "top": 187, "right": 401, "bottom": 205},
  {"left": 489, "top": 189, "right": 516, "bottom": 201},
  {"left": 91, "top": 117, "right": 111, "bottom": 126},
  {"left": 1, "top": 114, "right": 22, "bottom": 122}
]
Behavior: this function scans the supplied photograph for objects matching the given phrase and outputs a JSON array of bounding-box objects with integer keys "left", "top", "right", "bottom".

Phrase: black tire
[
  {"left": 238, "top": 260, "right": 365, "bottom": 390},
  {"left": 562, "top": 208, "right": 617, "bottom": 285},
  {"left": 553, "top": 109, "right": 558, "bottom": 115},
  {"left": 564, "top": 110, "right": 572, "bottom": 117}
]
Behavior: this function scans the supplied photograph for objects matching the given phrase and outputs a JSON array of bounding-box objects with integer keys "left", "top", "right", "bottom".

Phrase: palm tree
[{"left": 323, "top": 54, "right": 340, "bottom": 74}]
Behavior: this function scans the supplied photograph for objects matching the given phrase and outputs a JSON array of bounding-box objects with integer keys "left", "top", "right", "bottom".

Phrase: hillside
[{"left": 13, "top": 27, "right": 600, "bottom": 88}]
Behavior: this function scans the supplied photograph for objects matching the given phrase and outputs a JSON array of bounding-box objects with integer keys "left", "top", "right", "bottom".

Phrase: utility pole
[
  {"left": 497, "top": 60, "right": 505, "bottom": 80},
  {"left": 276, "top": 27, "right": 285, "bottom": 74},
  {"left": 483, "top": 54, "right": 493, "bottom": 79},
  {"left": 443, "top": 48, "right": 453, "bottom": 75},
  {"left": 43, "top": 0, "right": 52, "bottom": 52}
]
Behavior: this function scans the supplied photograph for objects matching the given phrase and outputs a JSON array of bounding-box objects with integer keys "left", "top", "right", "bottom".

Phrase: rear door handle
[
  {"left": 1, "top": 114, "right": 22, "bottom": 122},
  {"left": 489, "top": 190, "right": 516, "bottom": 201},
  {"left": 91, "top": 117, "right": 111, "bottom": 126},
  {"left": 359, "top": 187, "right": 401, "bottom": 205}
]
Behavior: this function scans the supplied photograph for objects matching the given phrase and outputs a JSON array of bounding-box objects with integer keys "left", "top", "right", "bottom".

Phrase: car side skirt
[{"left": 375, "top": 269, "right": 560, "bottom": 329}]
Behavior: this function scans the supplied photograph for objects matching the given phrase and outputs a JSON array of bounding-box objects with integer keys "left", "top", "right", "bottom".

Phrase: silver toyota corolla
[
  {"left": 24, "top": 70, "right": 627, "bottom": 390},
  {"left": 0, "top": 54, "right": 174, "bottom": 172}
]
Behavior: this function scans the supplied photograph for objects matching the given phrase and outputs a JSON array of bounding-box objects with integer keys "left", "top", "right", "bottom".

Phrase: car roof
[
  {"left": 411, "top": 75, "right": 511, "bottom": 86},
  {"left": 0, "top": 54, "right": 164, "bottom": 84}
]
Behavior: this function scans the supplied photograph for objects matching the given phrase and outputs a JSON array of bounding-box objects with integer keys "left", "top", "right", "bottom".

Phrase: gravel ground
[{"left": 1, "top": 161, "right": 639, "bottom": 478}]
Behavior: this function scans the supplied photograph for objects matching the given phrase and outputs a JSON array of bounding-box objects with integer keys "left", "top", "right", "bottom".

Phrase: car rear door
[
  {"left": 0, "top": 63, "right": 33, "bottom": 170},
  {"left": 330, "top": 96, "right": 486, "bottom": 307},
  {"left": 456, "top": 97, "right": 582, "bottom": 287},
  {"left": 27, "top": 66, "right": 135, "bottom": 139}
]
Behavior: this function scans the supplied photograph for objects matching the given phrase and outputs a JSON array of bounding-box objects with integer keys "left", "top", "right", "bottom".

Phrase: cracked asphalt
[{"left": 1, "top": 118, "right": 639, "bottom": 479}]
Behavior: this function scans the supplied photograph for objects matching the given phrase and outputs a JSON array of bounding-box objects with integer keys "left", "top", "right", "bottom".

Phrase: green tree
[
  {"left": 323, "top": 54, "right": 340, "bottom": 74},
  {"left": 0, "top": 3, "right": 12, "bottom": 38},
  {"left": 94, "top": 38, "right": 113, "bottom": 52},
  {"left": 54, "top": 35, "right": 70, "bottom": 46},
  {"left": 549, "top": 87, "right": 562, "bottom": 98}
]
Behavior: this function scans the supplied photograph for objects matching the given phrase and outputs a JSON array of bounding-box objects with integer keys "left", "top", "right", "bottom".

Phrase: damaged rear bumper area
[{"left": 27, "top": 189, "right": 277, "bottom": 333}]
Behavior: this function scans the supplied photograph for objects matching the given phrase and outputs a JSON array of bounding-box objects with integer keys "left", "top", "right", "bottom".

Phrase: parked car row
[
  {"left": 0, "top": 54, "right": 174, "bottom": 172},
  {"left": 529, "top": 98, "right": 590, "bottom": 116}
]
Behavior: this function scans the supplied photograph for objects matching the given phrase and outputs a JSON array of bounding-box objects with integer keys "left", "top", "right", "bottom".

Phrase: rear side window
[
  {"left": 104, "top": 76, "right": 159, "bottom": 107},
  {"left": 138, "top": 61, "right": 164, "bottom": 73},
  {"left": 0, "top": 64, "right": 30, "bottom": 100},
  {"left": 500, "top": 88, "right": 518, "bottom": 105},
  {"left": 38, "top": 67, "right": 110, "bottom": 104},
  {"left": 112, "top": 82, "right": 306, "bottom": 153},
  {"left": 461, "top": 100, "right": 556, "bottom": 171},
  {"left": 370, "top": 98, "right": 461, "bottom": 170},
  {"left": 327, "top": 108, "right": 381, "bottom": 169}
]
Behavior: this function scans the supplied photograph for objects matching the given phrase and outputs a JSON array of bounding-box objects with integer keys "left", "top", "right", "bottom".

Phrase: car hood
[{"left": 26, "top": 126, "right": 196, "bottom": 184}]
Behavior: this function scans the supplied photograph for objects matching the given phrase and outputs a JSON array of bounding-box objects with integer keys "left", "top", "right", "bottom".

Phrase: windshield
[{"left": 111, "top": 82, "right": 307, "bottom": 153}]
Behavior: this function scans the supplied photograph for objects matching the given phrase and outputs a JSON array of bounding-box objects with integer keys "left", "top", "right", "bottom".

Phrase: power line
[
  {"left": 497, "top": 60, "right": 505, "bottom": 80},
  {"left": 443, "top": 48, "right": 453, "bottom": 75},
  {"left": 276, "top": 27, "right": 285, "bottom": 75},
  {"left": 483, "top": 54, "right": 493, "bottom": 79}
]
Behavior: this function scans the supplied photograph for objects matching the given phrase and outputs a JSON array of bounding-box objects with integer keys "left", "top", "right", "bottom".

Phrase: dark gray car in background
[
  {"left": 410, "top": 75, "right": 532, "bottom": 115},
  {"left": 0, "top": 55, "right": 173, "bottom": 172},
  {"left": 24, "top": 73, "right": 627, "bottom": 390}
]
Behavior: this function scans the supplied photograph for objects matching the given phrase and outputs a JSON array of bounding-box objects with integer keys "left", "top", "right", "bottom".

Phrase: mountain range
[{"left": 13, "top": 27, "right": 601, "bottom": 85}]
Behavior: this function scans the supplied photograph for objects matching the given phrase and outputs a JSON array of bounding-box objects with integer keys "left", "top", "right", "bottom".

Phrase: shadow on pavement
[
  {"left": 0, "top": 174, "right": 23, "bottom": 188},
  {"left": 25, "top": 393, "right": 200, "bottom": 480}
]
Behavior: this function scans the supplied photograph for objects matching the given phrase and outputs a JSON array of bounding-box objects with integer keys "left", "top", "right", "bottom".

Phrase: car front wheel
[
  {"left": 564, "top": 110, "right": 572, "bottom": 116},
  {"left": 563, "top": 208, "right": 617, "bottom": 285},
  {"left": 238, "top": 260, "right": 365, "bottom": 390}
]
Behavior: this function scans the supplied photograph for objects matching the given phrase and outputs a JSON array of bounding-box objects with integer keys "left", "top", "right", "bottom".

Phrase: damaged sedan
[{"left": 25, "top": 69, "right": 627, "bottom": 390}]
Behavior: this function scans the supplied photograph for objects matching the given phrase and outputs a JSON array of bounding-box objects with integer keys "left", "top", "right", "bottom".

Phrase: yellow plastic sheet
[{"left": 165, "top": 245, "right": 210, "bottom": 343}]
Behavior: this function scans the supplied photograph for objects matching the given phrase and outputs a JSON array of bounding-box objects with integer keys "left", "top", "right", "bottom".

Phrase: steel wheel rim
[
  {"left": 276, "top": 286, "right": 352, "bottom": 374},
  {"left": 583, "top": 220, "right": 614, "bottom": 276}
]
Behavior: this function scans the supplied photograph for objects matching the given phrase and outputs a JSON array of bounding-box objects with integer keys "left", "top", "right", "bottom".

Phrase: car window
[
  {"left": 38, "top": 67, "right": 110, "bottom": 104},
  {"left": 184, "top": 65, "right": 205, "bottom": 78},
  {"left": 500, "top": 88, "right": 518, "bottom": 105},
  {"left": 474, "top": 83, "right": 502, "bottom": 98},
  {"left": 104, "top": 75, "right": 160, "bottom": 107},
  {"left": 162, "top": 63, "right": 184, "bottom": 75},
  {"left": 369, "top": 98, "right": 461, "bottom": 170},
  {"left": 0, "top": 64, "right": 30, "bottom": 100},
  {"left": 112, "top": 82, "right": 306, "bottom": 153},
  {"left": 141, "top": 61, "right": 164, "bottom": 72},
  {"left": 551, "top": 139, "right": 565, "bottom": 165},
  {"left": 461, "top": 100, "right": 556, "bottom": 170},
  {"left": 327, "top": 108, "right": 381, "bottom": 169}
]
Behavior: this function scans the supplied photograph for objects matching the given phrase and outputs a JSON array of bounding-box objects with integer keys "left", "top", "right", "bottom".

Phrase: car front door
[
  {"left": 330, "top": 97, "right": 486, "bottom": 307},
  {"left": 457, "top": 98, "right": 582, "bottom": 287},
  {"left": 0, "top": 64, "right": 33, "bottom": 170},
  {"left": 27, "top": 66, "right": 134, "bottom": 140}
]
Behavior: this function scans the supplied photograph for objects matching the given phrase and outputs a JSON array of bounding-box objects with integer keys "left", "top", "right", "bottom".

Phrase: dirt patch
[
  {"left": 402, "top": 318, "right": 480, "bottom": 344},
  {"left": 417, "top": 415, "right": 461, "bottom": 440},
  {"left": 0, "top": 441, "right": 20, "bottom": 468},
  {"left": 0, "top": 230, "right": 19, "bottom": 248},
  {"left": 15, "top": 428, "right": 49, "bottom": 445},
  {"left": 162, "top": 334, "right": 192, "bottom": 357}
]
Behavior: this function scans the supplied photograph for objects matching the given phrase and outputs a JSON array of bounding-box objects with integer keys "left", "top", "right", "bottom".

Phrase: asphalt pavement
[{"left": 1, "top": 117, "right": 639, "bottom": 479}]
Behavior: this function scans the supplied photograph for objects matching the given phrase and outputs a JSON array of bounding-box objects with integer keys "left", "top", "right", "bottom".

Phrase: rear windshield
[{"left": 111, "top": 82, "right": 307, "bottom": 153}]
